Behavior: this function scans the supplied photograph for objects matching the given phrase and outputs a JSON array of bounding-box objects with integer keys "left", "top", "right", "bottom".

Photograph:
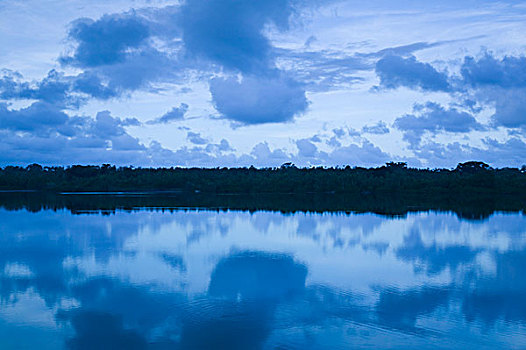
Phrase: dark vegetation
[
  {"left": 0, "top": 191, "right": 524, "bottom": 220},
  {"left": 0, "top": 161, "right": 524, "bottom": 219},
  {"left": 0, "top": 161, "right": 524, "bottom": 195}
]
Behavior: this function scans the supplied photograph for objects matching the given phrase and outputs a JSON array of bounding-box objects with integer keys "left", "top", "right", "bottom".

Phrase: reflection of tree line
[
  {"left": 1, "top": 162, "right": 525, "bottom": 196},
  {"left": 0, "top": 191, "right": 525, "bottom": 220}
]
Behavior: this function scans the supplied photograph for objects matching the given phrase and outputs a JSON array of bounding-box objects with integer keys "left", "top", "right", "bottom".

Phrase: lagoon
[{"left": 0, "top": 199, "right": 525, "bottom": 349}]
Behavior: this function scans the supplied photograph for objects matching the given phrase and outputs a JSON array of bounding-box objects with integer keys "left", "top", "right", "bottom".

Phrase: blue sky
[{"left": 0, "top": 0, "right": 525, "bottom": 168}]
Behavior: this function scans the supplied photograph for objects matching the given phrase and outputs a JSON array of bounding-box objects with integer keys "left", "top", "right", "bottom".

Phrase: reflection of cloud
[
  {"left": 296, "top": 214, "right": 320, "bottom": 240},
  {"left": 463, "top": 251, "right": 526, "bottom": 325},
  {"left": 180, "top": 251, "right": 307, "bottom": 350},
  {"left": 179, "top": 299, "right": 274, "bottom": 350},
  {"left": 0, "top": 209, "right": 525, "bottom": 348},
  {"left": 376, "top": 287, "right": 450, "bottom": 334},
  {"left": 396, "top": 229, "right": 480, "bottom": 275},
  {"left": 59, "top": 311, "right": 148, "bottom": 350},
  {"left": 57, "top": 277, "right": 184, "bottom": 348},
  {"left": 208, "top": 251, "right": 307, "bottom": 300},
  {"left": 362, "top": 242, "right": 390, "bottom": 256},
  {"left": 159, "top": 253, "right": 186, "bottom": 272}
]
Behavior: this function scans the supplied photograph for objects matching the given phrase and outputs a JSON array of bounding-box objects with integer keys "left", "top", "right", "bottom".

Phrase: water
[{"left": 1, "top": 204, "right": 526, "bottom": 349}]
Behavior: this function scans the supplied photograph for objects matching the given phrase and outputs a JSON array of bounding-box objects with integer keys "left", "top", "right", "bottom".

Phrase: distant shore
[{"left": 0, "top": 161, "right": 525, "bottom": 196}]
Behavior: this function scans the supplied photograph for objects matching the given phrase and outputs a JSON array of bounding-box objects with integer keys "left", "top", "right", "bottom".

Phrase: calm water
[{"left": 1, "top": 206, "right": 526, "bottom": 349}]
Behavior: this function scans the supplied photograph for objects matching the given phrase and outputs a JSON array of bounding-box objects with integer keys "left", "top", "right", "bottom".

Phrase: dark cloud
[
  {"left": 0, "top": 69, "right": 31, "bottom": 100},
  {"left": 458, "top": 53, "right": 526, "bottom": 129},
  {"left": 394, "top": 102, "right": 484, "bottom": 146},
  {"left": 375, "top": 55, "right": 451, "bottom": 92},
  {"left": 0, "top": 69, "right": 85, "bottom": 108},
  {"left": 0, "top": 105, "right": 150, "bottom": 165},
  {"left": 18, "top": 1, "right": 314, "bottom": 126},
  {"left": 92, "top": 47, "right": 182, "bottom": 92},
  {"left": 61, "top": 13, "right": 150, "bottom": 68},
  {"left": 178, "top": 0, "right": 311, "bottom": 124},
  {"left": 147, "top": 103, "right": 188, "bottom": 124},
  {"left": 72, "top": 71, "right": 118, "bottom": 100},
  {"left": 375, "top": 51, "right": 526, "bottom": 132},
  {"left": 0, "top": 102, "right": 68, "bottom": 134},
  {"left": 33, "top": 70, "right": 81, "bottom": 107},
  {"left": 0, "top": 68, "right": 121, "bottom": 108},
  {"left": 49, "top": 10, "right": 184, "bottom": 102},
  {"left": 461, "top": 53, "right": 526, "bottom": 89},
  {"left": 210, "top": 74, "right": 308, "bottom": 124},
  {"left": 179, "top": 0, "right": 297, "bottom": 74}
]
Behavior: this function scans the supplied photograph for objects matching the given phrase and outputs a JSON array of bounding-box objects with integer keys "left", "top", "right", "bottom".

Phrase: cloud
[
  {"left": 0, "top": 104, "right": 150, "bottom": 165},
  {"left": 411, "top": 137, "right": 526, "bottom": 168},
  {"left": 278, "top": 40, "right": 457, "bottom": 92},
  {"left": 332, "top": 128, "right": 347, "bottom": 138},
  {"left": 369, "top": 41, "right": 444, "bottom": 58},
  {"left": 210, "top": 74, "right": 308, "bottom": 124},
  {"left": 187, "top": 131, "right": 207, "bottom": 145},
  {"left": 0, "top": 69, "right": 31, "bottom": 100},
  {"left": 247, "top": 142, "right": 291, "bottom": 166},
  {"left": 461, "top": 53, "right": 526, "bottom": 89},
  {"left": 72, "top": 71, "right": 118, "bottom": 100},
  {"left": 394, "top": 102, "right": 484, "bottom": 146},
  {"left": 60, "top": 13, "right": 150, "bottom": 68},
  {"left": 0, "top": 69, "right": 85, "bottom": 108},
  {"left": 296, "top": 138, "right": 318, "bottom": 158},
  {"left": 0, "top": 103, "right": 246, "bottom": 167},
  {"left": 177, "top": 0, "right": 315, "bottom": 125},
  {"left": 375, "top": 52, "right": 526, "bottom": 131},
  {"left": 91, "top": 47, "right": 182, "bottom": 92},
  {"left": 458, "top": 53, "right": 526, "bottom": 129},
  {"left": 0, "top": 68, "right": 122, "bottom": 108},
  {"left": 327, "top": 140, "right": 391, "bottom": 167},
  {"left": 147, "top": 103, "right": 189, "bottom": 124},
  {"left": 491, "top": 88, "right": 526, "bottom": 128},
  {"left": 277, "top": 48, "right": 369, "bottom": 91},
  {"left": 179, "top": 0, "right": 297, "bottom": 74},
  {"left": 474, "top": 137, "right": 526, "bottom": 167},
  {"left": 0, "top": 102, "right": 68, "bottom": 134},
  {"left": 362, "top": 121, "right": 390, "bottom": 134},
  {"left": 375, "top": 55, "right": 451, "bottom": 92},
  {"left": 295, "top": 136, "right": 392, "bottom": 167},
  {"left": 53, "top": 10, "right": 186, "bottom": 100},
  {"left": 7, "top": 1, "right": 313, "bottom": 127},
  {"left": 205, "top": 139, "right": 234, "bottom": 153}
]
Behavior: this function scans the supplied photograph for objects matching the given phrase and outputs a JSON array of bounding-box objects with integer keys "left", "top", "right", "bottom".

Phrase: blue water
[{"left": 0, "top": 208, "right": 525, "bottom": 349}]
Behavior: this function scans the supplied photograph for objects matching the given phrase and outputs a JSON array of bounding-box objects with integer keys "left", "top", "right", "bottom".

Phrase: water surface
[{"left": 1, "top": 205, "right": 526, "bottom": 349}]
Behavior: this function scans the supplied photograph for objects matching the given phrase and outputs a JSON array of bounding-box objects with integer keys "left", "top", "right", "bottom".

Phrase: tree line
[{"left": 0, "top": 161, "right": 525, "bottom": 195}]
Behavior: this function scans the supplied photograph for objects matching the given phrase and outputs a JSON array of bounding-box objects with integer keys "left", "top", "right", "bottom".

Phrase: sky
[{"left": 0, "top": 0, "right": 525, "bottom": 168}]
